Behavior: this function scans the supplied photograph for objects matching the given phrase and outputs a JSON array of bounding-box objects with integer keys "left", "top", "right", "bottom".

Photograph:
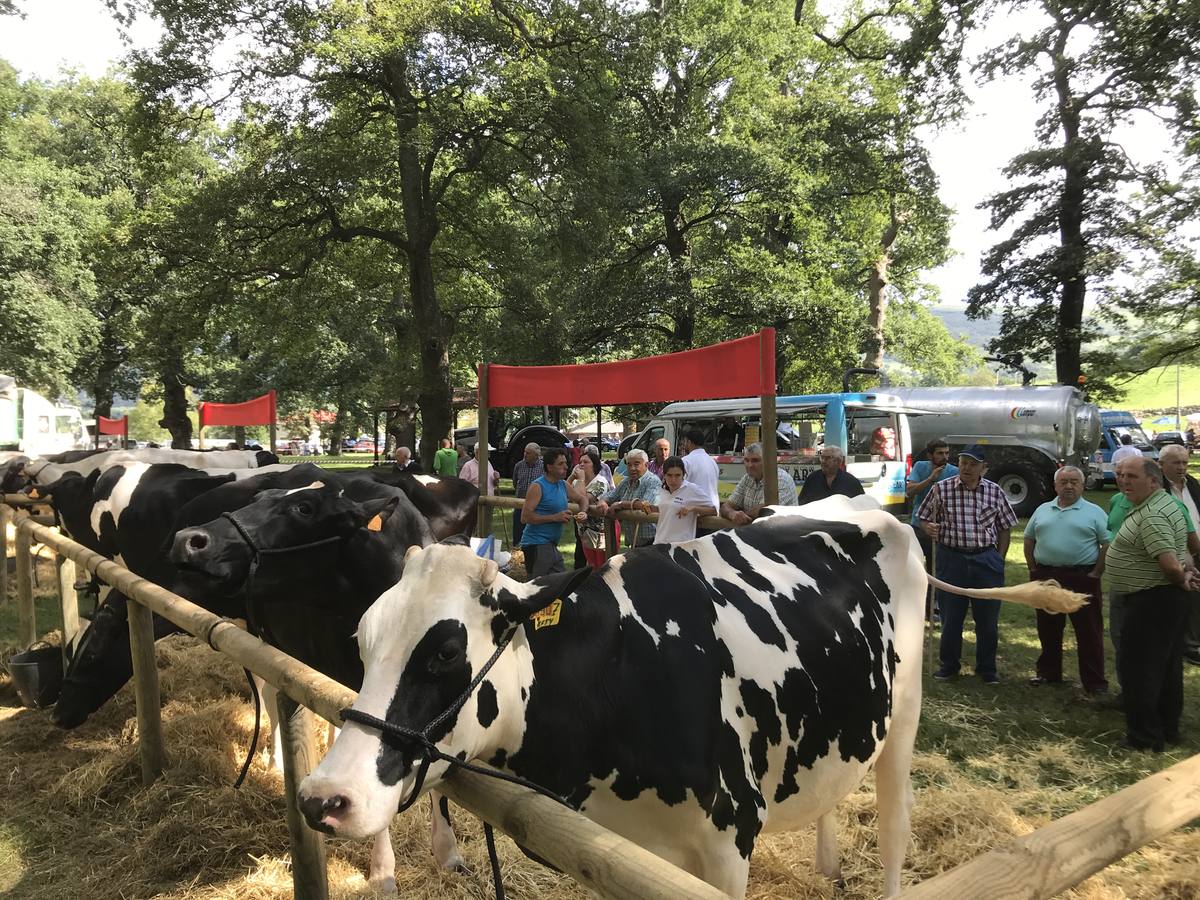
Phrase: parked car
[
  {"left": 353, "top": 439, "right": 376, "bottom": 454},
  {"left": 1152, "top": 431, "right": 1186, "bottom": 450}
]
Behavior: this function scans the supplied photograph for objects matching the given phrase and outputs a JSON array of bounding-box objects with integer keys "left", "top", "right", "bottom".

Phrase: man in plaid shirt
[
  {"left": 511, "top": 442, "right": 544, "bottom": 546},
  {"left": 917, "top": 444, "right": 1018, "bottom": 684}
]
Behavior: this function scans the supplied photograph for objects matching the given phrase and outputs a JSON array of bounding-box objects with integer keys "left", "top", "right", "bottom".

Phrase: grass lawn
[{"left": 1107, "top": 363, "right": 1200, "bottom": 413}]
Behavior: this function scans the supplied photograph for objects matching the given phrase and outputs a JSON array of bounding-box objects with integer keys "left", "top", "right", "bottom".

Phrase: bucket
[{"left": 7, "top": 642, "right": 63, "bottom": 709}]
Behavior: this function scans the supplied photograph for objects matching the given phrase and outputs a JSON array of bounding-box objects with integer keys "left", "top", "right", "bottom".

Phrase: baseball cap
[{"left": 959, "top": 444, "right": 987, "bottom": 462}]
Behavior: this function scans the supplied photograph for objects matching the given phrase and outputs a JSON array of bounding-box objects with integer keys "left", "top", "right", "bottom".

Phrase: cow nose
[
  {"left": 171, "top": 527, "right": 210, "bottom": 562},
  {"left": 299, "top": 794, "right": 349, "bottom": 832}
]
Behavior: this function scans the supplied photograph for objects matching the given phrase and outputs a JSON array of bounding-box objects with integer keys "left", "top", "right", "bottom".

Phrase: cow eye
[
  {"left": 430, "top": 640, "right": 462, "bottom": 670},
  {"left": 294, "top": 501, "right": 313, "bottom": 517}
]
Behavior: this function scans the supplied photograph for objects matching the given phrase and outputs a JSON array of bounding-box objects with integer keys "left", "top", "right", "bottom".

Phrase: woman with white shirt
[{"left": 636, "top": 456, "right": 716, "bottom": 545}]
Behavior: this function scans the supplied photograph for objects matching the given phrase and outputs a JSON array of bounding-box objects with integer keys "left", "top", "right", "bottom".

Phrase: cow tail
[{"left": 925, "top": 576, "right": 1088, "bottom": 615}]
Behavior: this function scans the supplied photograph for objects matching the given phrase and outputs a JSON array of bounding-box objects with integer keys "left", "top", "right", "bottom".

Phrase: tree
[{"left": 965, "top": 0, "right": 1200, "bottom": 386}]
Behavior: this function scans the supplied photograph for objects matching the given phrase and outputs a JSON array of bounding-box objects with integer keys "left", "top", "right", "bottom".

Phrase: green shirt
[
  {"left": 1108, "top": 491, "right": 1196, "bottom": 537},
  {"left": 1106, "top": 490, "right": 1190, "bottom": 595},
  {"left": 433, "top": 447, "right": 459, "bottom": 477}
]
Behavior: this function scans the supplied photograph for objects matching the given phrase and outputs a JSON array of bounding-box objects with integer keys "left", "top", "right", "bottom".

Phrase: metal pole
[
  {"left": 127, "top": 598, "right": 168, "bottom": 784},
  {"left": 477, "top": 364, "right": 491, "bottom": 537},
  {"left": 761, "top": 393, "right": 779, "bottom": 506},
  {"left": 276, "top": 692, "right": 330, "bottom": 900}
]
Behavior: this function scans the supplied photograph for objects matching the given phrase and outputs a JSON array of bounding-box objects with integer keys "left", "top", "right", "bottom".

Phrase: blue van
[{"left": 1092, "top": 410, "right": 1157, "bottom": 486}]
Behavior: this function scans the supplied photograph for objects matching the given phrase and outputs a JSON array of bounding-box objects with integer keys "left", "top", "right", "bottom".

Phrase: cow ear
[
  {"left": 360, "top": 495, "right": 401, "bottom": 532},
  {"left": 491, "top": 567, "right": 591, "bottom": 623}
]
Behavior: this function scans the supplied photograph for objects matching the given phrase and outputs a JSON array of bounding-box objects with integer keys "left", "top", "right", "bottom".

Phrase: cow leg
[
  {"left": 874, "top": 713, "right": 918, "bottom": 898},
  {"left": 429, "top": 792, "right": 466, "bottom": 872},
  {"left": 815, "top": 811, "right": 844, "bottom": 887},
  {"left": 368, "top": 827, "right": 397, "bottom": 894},
  {"left": 252, "top": 675, "right": 284, "bottom": 773}
]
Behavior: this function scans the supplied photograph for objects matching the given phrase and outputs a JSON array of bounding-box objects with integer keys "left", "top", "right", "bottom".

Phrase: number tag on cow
[
  {"left": 366, "top": 514, "right": 383, "bottom": 532},
  {"left": 531, "top": 599, "right": 563, "bottom": 630}
]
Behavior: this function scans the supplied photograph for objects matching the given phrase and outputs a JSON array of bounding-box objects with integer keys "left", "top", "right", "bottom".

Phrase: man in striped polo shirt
[
  {"left": 1108, "top": 456, "right": 1200, "bottom": 752},
  {"left": 917, "top": 444, "right": 1018, "bottom": 684}
]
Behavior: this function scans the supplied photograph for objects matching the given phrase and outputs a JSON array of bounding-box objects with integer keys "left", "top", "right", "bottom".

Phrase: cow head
[
  {"left": 298, "top": 543, "right": 590, "bottom": 839},
  {"left": 24, "top": 470, "right": 105, "bottom": 551},
  {"left": 169, "top": 481, "right": 401, "bottom": 590},
  {"left": 52, "top": 593, "right": 179, "bottom": 728},
  {"left": 0, "top": 456, "right": 32, "bottom": 493}
]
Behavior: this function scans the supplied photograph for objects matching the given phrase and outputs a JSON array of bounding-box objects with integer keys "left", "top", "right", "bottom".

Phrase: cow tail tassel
[{"left": 926, "top": 576, "right": 1088, "bottom": 615}]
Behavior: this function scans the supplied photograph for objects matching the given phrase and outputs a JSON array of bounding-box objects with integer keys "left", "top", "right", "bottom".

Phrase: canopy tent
[
  {"left": 196, "top": 390, "right": 277, "bottom": 452},
  {"left": 474, "top": 330, "right": 778, "bottom": 532},
  {"left": 96, "top": 415, "right": 128, "bottom": 447},
  {"left": 565, "top": 420, "right": 624, "bottom": 438}
]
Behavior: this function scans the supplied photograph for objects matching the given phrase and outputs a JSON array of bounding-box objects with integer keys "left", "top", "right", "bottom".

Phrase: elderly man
[
  {"left": 593, "top": 449, "right": 662, "bottom": 547},
  {"left": 511, "top": 441, "right": 544, "bottom": 546},
  {"left": 1107, "top": 456, "right": 1200, "bottom": 751},
  {"left": 459, "top": 442, "right": 499, "bottom": 496},
  {"left": 1159, "top": 444, "right": 1200, "bottom": 665},
  {"left": 720, "top": 442, "right": 797, "bottom": 525},
  {"left": 391, "top": 445, "right": 421, "bottom": 474},
  {"left": 1024, "top": 466, "right": 1110, "bottom": 694},
  {"left": 798, "top": 446, "right": 864, "bottom": 505},
  {"left": 647, "top": 437, "right": 672, "bottom": 480},
  {"left": 917, "top": 445, "right": 1018, "bottom": 684}
]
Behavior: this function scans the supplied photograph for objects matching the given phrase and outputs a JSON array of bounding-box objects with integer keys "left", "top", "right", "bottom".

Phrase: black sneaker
[
  {"left": 1184, "top": 649, "right": 1200, "bottom": 666},
  {"left": 932, "top": 668, "right": 956, "bottom": 680},
  {"left": 980, "top": 672, "right": 1001, "bottom": 685}
]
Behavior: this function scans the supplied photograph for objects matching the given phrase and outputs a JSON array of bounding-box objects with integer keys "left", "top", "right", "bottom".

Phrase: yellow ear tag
[
  {"left": 29, "top": 488, "right": 40, "bottom": 499},
  {"left": 366, "top": 514, "right": 383, "bottom": 532},
  {"left": 531, "top": 599, "right": 562, "bottom": 630}
]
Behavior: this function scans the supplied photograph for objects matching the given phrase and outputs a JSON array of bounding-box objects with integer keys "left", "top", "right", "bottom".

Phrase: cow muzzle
[
  {"left": 171, "top": 526, "right": 214, "bottom": 564},
  {"left": 298, "top": 792, "right": 350, "bottom": 834}
]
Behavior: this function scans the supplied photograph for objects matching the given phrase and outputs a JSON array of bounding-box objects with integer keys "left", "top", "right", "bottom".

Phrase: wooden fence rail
[{"left": 5, "top": 506, "right": 729, "bottom": 900}]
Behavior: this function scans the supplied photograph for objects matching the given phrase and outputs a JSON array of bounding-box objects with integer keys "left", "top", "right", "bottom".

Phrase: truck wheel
[{"left": 990, "top": 464, "right": 1049, "bottom": 518}]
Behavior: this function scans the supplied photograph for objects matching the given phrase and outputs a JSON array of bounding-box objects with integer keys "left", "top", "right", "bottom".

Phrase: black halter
[{"left": 219, "top": 509, "right": 345, "bottom": 563}]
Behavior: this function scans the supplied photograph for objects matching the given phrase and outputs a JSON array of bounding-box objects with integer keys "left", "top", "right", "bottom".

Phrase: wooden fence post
[
  {"left": 127, "top": 598, "right": 168, "bottom": 784},
  {"left": 1, "top": 502, "right": 10, "bottom": 604},
  {"left": 604, "top": 517, "right": 619, "bottom": 561},
  {"left": 56, "top": 552, "right": 79, "bottom": 670},
  {"left": 275, "top": 692, "right": 329, "bottom": 900},
  {"left": 15, "top": 522, "right": 35, "bottom": 646}
]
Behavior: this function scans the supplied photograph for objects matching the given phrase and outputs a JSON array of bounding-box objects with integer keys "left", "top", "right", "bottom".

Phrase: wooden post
[
  {"left": 127, "top": 597, "right": 167, "bottom": 784},
  {"left": 198, "top": 425, "right": 204, "bottom": 450},
  {"left": 477, "top": 364, "right": 491, "bottom": 537},
  {"left": 269, "top": 421, "right": 277, "bottom": 457},
  {"left": 761, "top": 393, "right": 779, "bottom": 506},
  {"left": 15, "top": 522, "right": 35, "bottom": 646},
  {"left": 604, "top": 517, "right": 619, "bottom": 561},
  {"left": 1, "top": 502, "right": 10, "bottom": 603},
  {"left": 276, "top": 692, "right": 330, "bottom": 900},
  {"left": 56, "top": 551, "right": 79, "bottom": 670}
]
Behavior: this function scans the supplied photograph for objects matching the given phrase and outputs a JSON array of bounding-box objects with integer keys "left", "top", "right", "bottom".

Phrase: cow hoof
[
  {"left": 833, "top": 877, "right": 847, "bottom": 890},
  {"left": 441, "top": 855, "right": 468, "bottom": 875},
  {"left": 369, "top": 875, "right": 397, "bottom": 894}
]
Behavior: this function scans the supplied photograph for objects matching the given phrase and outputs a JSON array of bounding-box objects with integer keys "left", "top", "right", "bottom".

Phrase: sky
[{"left": 0, "top": 1, "right": 1177, "bottom": 312}]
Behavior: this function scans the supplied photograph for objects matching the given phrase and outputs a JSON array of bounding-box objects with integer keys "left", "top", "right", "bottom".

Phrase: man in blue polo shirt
[
  {"left": 1023, "top": 466, "right": 1110, "bottom": 694},
  {"left": 906, "top": 438, "right": 958, "bottom": 561}
]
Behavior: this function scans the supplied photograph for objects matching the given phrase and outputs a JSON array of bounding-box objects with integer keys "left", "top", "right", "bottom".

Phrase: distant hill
[{"left": 930, "top": 304, "right": 1001, "bottom": 351}]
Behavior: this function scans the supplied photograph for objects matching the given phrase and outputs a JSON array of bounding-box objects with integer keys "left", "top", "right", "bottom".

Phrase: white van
[{"left": 630, "top": 392, "right": 933, "bottom": 509}]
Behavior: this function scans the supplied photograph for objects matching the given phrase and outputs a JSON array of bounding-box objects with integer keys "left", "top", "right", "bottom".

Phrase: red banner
[
  {"left": 198, "top": 390, "right": 277, "bottom": 428},
  {"left": 483, "top": 330, "right": 775, "bottom": 408},
  {"left": 97, "top": 416, "right": 128, "bottom": 437}
]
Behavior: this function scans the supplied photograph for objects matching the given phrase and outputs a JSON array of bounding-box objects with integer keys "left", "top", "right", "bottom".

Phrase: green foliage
[{"left": 965, "top": 0, "right": 1200, "bottom": 386}]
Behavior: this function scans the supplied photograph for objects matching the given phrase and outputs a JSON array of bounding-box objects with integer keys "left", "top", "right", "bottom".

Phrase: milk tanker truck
[{"left": 884, "top": 383, "right": 1102, "bottom": 517}]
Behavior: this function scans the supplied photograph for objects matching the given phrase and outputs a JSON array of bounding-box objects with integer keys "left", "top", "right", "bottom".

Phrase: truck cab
[
  {"left": 1092, "top": 410, "right": 1158, "bottom": 487},
  {"left": 631, "top": 393, "right": 930, "bottom": 510},
  {"left": 0, "top": 376, "right": 88, "bottom": 456}
]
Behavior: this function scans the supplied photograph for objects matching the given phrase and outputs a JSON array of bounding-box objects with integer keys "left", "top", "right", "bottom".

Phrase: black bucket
[{"left": 8, "top": 642, "right": 63, "bottom": 709}]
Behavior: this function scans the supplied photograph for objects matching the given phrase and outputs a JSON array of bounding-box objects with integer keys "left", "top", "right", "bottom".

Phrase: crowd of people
[{"left": 397, "top": 424, "right": 1199, "bottom": 754}]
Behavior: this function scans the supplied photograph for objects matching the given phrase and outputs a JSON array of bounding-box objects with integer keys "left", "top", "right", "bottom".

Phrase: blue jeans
[
  {"left": 935, "top": 545, "right": 1004, "bottom": 677},
  {"left": 512, "top": 508, "right": 525, "bottom": 547}
]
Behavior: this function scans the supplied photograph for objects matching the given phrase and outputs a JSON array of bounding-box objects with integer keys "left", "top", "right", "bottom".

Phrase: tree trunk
[
  {"left": 661, "top": 187, "right": 697, "bottom": 351},
  {"left": 157, "top": 350, "right": 192, "bottom": 449},
  {"left": 862, "top": 202, "right": 903, "bottom": 371},
  {"left": 1052, "top": 17, "right": 1086, "bottom": 387},
  {"left": 385, "top": 55, "right": 455, "bottom": 472}
]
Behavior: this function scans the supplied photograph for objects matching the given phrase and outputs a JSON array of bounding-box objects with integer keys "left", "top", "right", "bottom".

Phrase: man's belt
[{"left": 941, "top": 544, "right": 993, "bottom": 555}]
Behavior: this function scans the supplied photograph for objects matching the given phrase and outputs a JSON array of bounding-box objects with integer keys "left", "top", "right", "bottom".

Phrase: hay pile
[{"left": 1, "top": 627, "right": 1197, "bottom": 897}]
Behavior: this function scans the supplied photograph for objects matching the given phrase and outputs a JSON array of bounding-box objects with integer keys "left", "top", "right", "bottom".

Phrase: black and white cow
[
  {"left": 298, "top": 496, "right": 1083, "bottom": 898},
  {"left": 5, "top": 447, "right": 279, "bottom": 493}
]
